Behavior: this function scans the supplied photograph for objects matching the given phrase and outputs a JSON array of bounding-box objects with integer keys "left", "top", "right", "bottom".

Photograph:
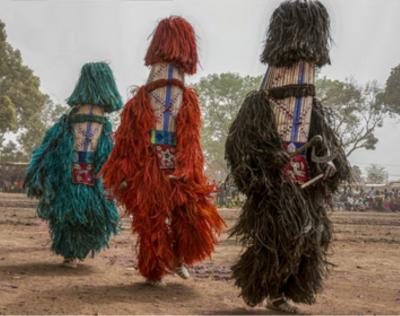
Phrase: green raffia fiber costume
[{"left": 25, "top": 62, "right": 123, "bottom": 260}]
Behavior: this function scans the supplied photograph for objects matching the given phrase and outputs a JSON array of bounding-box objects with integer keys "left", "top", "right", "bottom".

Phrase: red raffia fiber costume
[{"left": 102, "top": 16, "right": 224, "bottom": 282}]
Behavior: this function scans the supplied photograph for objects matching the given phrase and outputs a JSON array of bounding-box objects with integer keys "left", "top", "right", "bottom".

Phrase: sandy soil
[{"left": 0, "top": 192, "right": 399, "bottom": 315}]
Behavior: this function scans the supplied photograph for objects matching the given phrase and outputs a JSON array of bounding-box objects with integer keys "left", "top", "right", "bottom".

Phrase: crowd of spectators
[
  {"left": 0, "top": 164, "right": 25, "bottom": 193},
  {"left": 2, "top": 170, "right": 400, "bottom": 212},
  {"left": 0, "top": 179, "right": 24, "bottom": 193},
  {"left": 213, "top": 180, "right": 400, "bottom": 212},
  {"left": 213, "top": 180, "right": 244, "bottom": 208},
  {"left": 335, "top": 185, "right": 400, "bottom": 212}
]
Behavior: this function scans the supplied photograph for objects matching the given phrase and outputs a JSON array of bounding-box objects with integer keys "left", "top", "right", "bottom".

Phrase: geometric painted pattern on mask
[
  {"left": 72, "top": 104, "right": 104, "bottom": 185},
  {"left": 265, "top": 62, "right": 314, "bottom": 144},
  {"left": 147, "top": 63, "right": 184, "bottom": 170}
]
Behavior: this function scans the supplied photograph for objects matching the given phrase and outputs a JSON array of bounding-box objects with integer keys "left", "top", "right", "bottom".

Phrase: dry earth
[{"left": 0, "top": 192, "right": 399, "bottom": 315}]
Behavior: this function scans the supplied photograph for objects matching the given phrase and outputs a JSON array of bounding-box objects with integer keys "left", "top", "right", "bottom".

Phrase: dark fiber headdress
[
  {"left": 145, "top": 16, "right": 198, "bottom": 75},
  {"left": 261, "top": 0, "right": 331, "bottom": 67}
]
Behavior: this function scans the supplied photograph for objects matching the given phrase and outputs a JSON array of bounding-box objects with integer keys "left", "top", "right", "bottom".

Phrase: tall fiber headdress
[
  {"left": 145, "top": 16, "right": 198, "bottom": 74},
  {"left": 67, "top": 62, "right": 123, "bottom": 113},
  {"left": 261, "top": 0, "right": 331, "bottom": 67}
]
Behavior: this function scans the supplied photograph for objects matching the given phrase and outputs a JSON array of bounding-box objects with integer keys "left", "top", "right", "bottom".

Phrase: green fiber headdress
[{"left": 67, "top": 62, "right": 123, "bottom": 113}]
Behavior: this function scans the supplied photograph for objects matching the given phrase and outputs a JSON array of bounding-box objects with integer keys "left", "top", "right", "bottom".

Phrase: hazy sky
[{"left": 0, "top": 0, "right": 399, "bottom": 179}]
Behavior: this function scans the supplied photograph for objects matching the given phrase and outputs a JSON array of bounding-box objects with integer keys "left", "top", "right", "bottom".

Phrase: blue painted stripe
[
  {"left": 83, "top": 105, "right": 94, "bottom": 151},
  {"left": 291, "top": 62, "right": 305, "bottom": 142},
  {"left": 163, "top": 65, "right": 174, "bottom": 131},
  {"left": 73, "top": 150, "right": 96, "bottom": 163},
  {"left": 150, "top": 130, "right": 176, "bottom": 145}
]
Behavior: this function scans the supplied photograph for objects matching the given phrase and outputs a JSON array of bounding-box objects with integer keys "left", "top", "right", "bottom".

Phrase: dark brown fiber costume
[{"left": 225, "top": 0, "right": 350, "bottom": 306}]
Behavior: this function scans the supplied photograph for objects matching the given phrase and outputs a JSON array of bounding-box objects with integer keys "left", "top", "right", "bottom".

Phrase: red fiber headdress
[{"left": 144, "top": 16, "right": 198, "bottom": 75}]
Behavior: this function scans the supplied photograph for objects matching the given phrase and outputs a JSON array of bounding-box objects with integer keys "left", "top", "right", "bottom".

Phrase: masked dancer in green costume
[{"left": 25, "top": 62, "right": 122, "bottom": 268}]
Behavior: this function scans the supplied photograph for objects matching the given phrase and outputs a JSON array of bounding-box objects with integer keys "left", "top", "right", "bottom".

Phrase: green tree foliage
[
  {"left": 194, "top": 73, "right": 261, "bottom": 180},
  {"left": 0, "top": 20, "right": 47, "bottom": 160},
  {"left": 350, "top": 165, "right": 363, "bottom": 183},
  {"left": 0, "top": 95, "right": 16, "bottom": 133},
  {"left": 0, "top": 140, "right": 25, "bottom": 162},
  {"left": 366, "top": 164, "right": 388, "bottom": 184},
  {"left": 41, "top": 97, "right": 68, "bottom": 129},
  {"left": 316, "top": 77, "right": 384, "bottom": 157},
  {"left": 16, "top": 97, "right": 68, "bottom": 158},
  {"left": 381, "top": 64, "right": 400, "bottom": 115},
  {"left": 196, "top": 73, "right": 389, "bottom": 180}
]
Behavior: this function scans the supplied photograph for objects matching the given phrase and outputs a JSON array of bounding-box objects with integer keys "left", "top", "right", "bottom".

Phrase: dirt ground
[{"left": 0, "top": 192, "right": 399, "bottom": 315}]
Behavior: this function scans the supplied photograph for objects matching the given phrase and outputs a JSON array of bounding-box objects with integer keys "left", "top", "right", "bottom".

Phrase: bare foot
[
  {"left": 267, "top": 297, "right": 299, "bottom": 314},
  {"left": 62, "top": 258, "right": 78, "bottom": 269},
  {"left": 175, "top": 265, "right": 190, "bottom": 280},
  {"left": 145, "top": 279, "right": 166, "bottom": 287}
]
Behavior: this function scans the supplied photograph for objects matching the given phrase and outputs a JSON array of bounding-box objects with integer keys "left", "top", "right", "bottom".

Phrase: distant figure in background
[
  {"left": 217, "top": 180, "right": 226, "bottom": 207},
  {"left": 24, "top": 62, "right": 122, "bottom": 268}
]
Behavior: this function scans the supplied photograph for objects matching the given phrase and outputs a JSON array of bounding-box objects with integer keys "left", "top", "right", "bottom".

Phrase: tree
[
  {"left": 316, "top": 77, "right": 384, "bottom": 157},
  {"left": 194, "top": 73, "right": 261, "bottom": 180},
  {"left": 381, "top": 64, "right": 400, "bottom": 115},
  {"left": 350, "top": 165, "right": 363, "bottom": 183},
  {"left": 195, "top": 73, "right": 389, "bottom": 180},
  {"left": 41, "top": 97, "right": 68, "bottom": 129},
  {"left": 366, "top": 164, "right": 388, "bottom": 184},
  {"left": 0, "top": 140, "right": 24, "bottom": 162},
  {"left": 0, "top": 96, "right": 16, "bottom": 133},
  {"left": 0, "top": 20, "right": 47, "bottom": 160},
  {"left": 14, "top": 97, "right": 69, "bottom": 158}
]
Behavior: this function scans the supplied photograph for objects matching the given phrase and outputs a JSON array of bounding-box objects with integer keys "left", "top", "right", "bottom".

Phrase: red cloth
[
  {"left": 72, "top": 163, "right": 95, "bottom": 186},
  {"left": 283, "top": 155, "right": 310, "bottom": 184}
]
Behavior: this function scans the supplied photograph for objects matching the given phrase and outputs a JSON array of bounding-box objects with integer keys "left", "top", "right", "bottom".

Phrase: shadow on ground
[
  {"left": 0, "top": 262, "right": 96, "bottom": 277},
  {"left": 205, "top": 307, "right": 294, "bottom": 315},
  {"left": 47, "top": 281, "right": 199, "bottom": 304}
]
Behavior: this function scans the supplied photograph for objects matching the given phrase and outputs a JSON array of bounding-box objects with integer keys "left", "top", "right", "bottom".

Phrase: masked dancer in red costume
[{"left": 102, "top": 16, "right": 224, "bottom": 285}]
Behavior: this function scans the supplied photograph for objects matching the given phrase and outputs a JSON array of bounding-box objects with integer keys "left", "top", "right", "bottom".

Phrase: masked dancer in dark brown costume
[{"left": 225, "top": 0, "right": 350, "bottom": 313}]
